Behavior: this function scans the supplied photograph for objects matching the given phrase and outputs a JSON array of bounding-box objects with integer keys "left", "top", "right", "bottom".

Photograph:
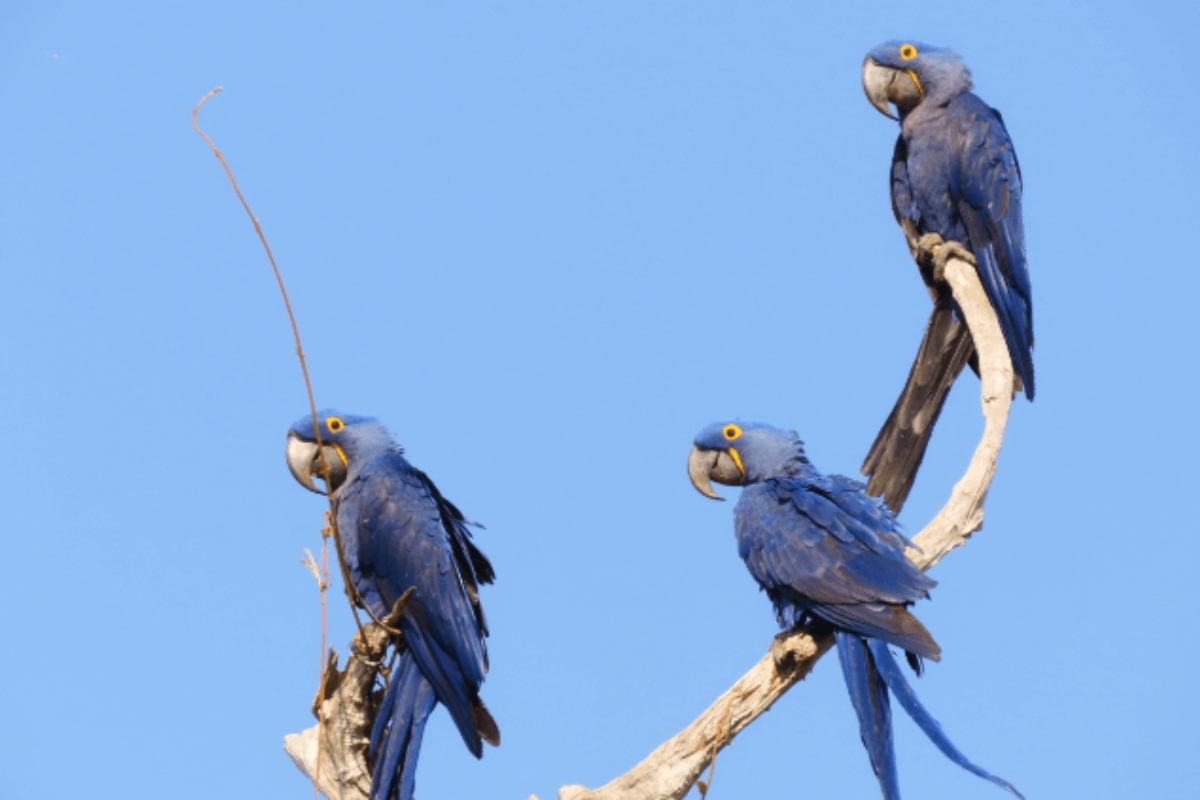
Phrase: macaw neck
[
  {"left": 338, "top": 422, "right": 401, "bottom": 478},
  {"left": 744, "top": 440, "right": 812, "bottom": 483},
  {"left": 899, "top": 69, "right": 973, "bottom": 130}
]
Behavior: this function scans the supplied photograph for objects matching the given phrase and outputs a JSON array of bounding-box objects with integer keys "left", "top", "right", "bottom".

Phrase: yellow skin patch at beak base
[
  {"left": 333, "top": 443, "right": 349, "bottom": 468},
  {"left": 906, "top": 69, "right": 925, "bottom": 99},
  {"left": 728, "top": 447, "right": 746, "bottom": 476}
]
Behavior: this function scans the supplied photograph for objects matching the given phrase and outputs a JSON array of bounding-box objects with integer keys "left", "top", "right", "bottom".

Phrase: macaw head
[
  {"left": 687, "top": 421, "right": 808, "bottom": 500},
  {"left": 285, "top": 410, "right": 394, "bottom": 495},
  {"left": 862, "top": 41, "right": 972, "bottom": 120}
]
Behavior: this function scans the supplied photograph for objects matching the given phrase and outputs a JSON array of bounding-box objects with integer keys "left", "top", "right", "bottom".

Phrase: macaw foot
[
  {"left": 912, "top": 233, "right": 945, "bottom": 290},
  {"left": 770, "top": 631, "right": 803, "bottom": 670},
  {"left": 383, "top": 587, "right": 416, "bottom": 629},
  {"left": 915, "top": 232, "right": 945, "bottom": 263},
  {"left": 769, "top": 625, "right": 828, "bottom": 671},
  {"left": 931, "top": 239, "right": 976, "bottom": 284},
  {"left": 914, "top": 233, "right": 977, "bottom": 284}
]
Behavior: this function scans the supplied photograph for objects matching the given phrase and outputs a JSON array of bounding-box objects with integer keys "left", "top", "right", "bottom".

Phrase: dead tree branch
[
  {"left": 285, "top": 624, "right": 388, "bottom": 800},
  {"left": 285, "top": 592, "right": 414, "bottom": 800},
  {"left": 555, "top": 250, "right": 1015, "bottom": 800},
  {"left": 280, "top": 248, "right": 1014, "bottom": 800}
]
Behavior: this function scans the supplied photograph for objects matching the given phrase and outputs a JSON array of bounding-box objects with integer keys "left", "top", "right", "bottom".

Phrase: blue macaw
[
  {"left": 688, "top": 421, "right": 1021, "bottom": 800},
  {"left": 286, "top": 411, "right": 498, "bottom": 800},
  {"left": 860, "top": 41, "right": 1033, "bottom": 512}
]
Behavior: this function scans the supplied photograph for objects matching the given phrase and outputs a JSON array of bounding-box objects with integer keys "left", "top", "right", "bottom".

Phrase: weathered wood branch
[
  {"left": 285, "top": 624, "right": 388, "bottom": 800},
  {"left": 555, "top": 251, "right": 1014, "bottom": 800},
  {"left": 286, "top": 591, "right": 414, "bottom": 800},
  {"left": 282, "top": 250, "right": 1013, "bottom": 800}
]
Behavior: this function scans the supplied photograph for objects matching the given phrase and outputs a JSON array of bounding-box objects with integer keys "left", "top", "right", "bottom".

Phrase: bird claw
[
  {"left": 383, "top": 588, "right": 416, "bottom": 629},
  {"left": 915, "top": 232, "right": 944, "bottom": 261},
  {"left": 914, "top": 233, "right": 976, "bottom": 284},
  {"left": 770, "top": 631, "right": 805, "bottom": 670},
  {"left": 931, "top": 240, "right": 976, "bottom": 284}
]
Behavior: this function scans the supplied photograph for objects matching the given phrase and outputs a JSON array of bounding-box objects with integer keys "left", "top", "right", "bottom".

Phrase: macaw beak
[
  {"left": 862, "top": 58, "right": 924, "bottom": 120},
  {"left": 286, "top": 432, "right": 348, "bottom": 495},
  {"left": 687, "top": 445, "right": 746, "bottom": 501}
]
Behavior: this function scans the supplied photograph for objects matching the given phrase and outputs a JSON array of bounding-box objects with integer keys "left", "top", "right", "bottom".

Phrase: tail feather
[
  {"left": 399, "top": 612, "right": 484, "bottom": 757},
  {"left": 836, "top": 631, "right": 901, "bottom": 800},
  {"left": 815, "top": 603, "right": 940, "bottom": 662},
  {"left": 862, "top": 304, "right": 974, "bottom": 512},
  {"left": 865, "top": 638, "right": 1024, "bottom": 799},
  {"left": 370, "top": 654, "right": 438, "bottom": 800}
]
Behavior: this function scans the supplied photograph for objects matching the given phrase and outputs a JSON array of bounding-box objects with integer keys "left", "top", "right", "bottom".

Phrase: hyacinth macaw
[
  {"left": 860, "top": 41, "right": 1033, "bottom": 512},
  {"left": 286, "top": 411, "right": 498, "bottom": 800},
  {"left": 688, "top": 421, "right": 1021, "bottom": 800}
]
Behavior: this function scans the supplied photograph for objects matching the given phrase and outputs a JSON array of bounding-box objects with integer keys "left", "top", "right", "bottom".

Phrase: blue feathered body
[
  {"left": 861, "top": 41, "right": 1034, "bottom": 514},
  {"left": 890, "top": 65, "right": 1034, "bottom": 397},
  {"left": 735, "top": 471, "right": 939, "bottom": 659},
  {"left": 338, "top": 449, "right": 493, "bottom": 752},
  {"left": 694, "top": 421, "right": 1020, "bottom": 800},
  {"left": 293, "top": 413, "right": 496, "bottom": 800}
]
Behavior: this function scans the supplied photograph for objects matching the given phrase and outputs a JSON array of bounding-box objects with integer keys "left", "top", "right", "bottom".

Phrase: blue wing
[
  {"left": 735, "top": 473, "right": 940, "bottom": 659},
  {"left": 890, "top": 94, "right": 1034, "bottom": 399},
  {"left": 890, "top": 135, "right": 921, "bottom": 239},
  {"left": 948, "top": 94, "right": 1035, "bottom": 397},
  {"left": 339, "top": 452, "right": 493, "bottom": 757}
]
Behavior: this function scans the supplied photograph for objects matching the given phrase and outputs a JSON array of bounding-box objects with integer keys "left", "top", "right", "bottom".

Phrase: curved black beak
[
  {"left": 286, "top": 432, "right": 348, "bottom": 495},
  {"left": 687, "top": 445, "right": 746, "bottom": 501}
]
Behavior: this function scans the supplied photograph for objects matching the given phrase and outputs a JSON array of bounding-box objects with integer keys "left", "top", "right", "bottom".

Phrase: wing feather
[
  {"left": 950, "top": 94, "right": 1035, "bottom": 397},
  {"left": 345, "top": 453, "right": 491, "bottom": 756},
  {"left": 736, "top": 479, "right": 937, "bottom": 654}
]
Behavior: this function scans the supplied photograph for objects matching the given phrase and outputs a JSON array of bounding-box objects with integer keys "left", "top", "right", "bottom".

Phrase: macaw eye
[
  {"left": 326, "top": 416, "right": 345, "bottom": 433},
  {"left": 900, "top": 44, "right": 918, "bottom": 60},
  {"left": 723, "top": 424, "right": 743, "bottom": 441}
]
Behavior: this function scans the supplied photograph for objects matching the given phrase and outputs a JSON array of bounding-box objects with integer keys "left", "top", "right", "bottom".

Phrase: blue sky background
[{"left": 2, "top": 2, "right": 1197, "bottom": 798}]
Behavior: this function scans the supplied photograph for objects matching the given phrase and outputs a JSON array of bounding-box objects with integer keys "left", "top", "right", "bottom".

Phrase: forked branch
[{"left": 555, "top": 250, "right": 1014, "bottom": 800}]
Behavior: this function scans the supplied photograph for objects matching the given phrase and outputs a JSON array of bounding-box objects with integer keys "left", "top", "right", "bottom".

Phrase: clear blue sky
[{"left": 2, "top": 2, "right": 1197, "bottom": 798}]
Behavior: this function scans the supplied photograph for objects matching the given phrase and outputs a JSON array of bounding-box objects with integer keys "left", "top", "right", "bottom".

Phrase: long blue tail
[
  {"left": 837, "top": 631, "right": 901, "bottom": 799},
  {"left": 836, "top": 630, "right": 1024, "bottom": 799},
  {"left": 368, "top": 653, "right": 438, "bottom": 800}
]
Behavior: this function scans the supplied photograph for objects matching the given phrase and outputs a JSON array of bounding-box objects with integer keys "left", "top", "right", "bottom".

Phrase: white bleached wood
[
  {"left": 554, "top": 252, "right": 1015, "bottom": 800},
  {"left": 285, "top": 623, "right": 391, "bottom": 800}
]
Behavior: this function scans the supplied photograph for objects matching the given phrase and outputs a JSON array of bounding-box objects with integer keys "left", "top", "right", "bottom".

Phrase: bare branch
[
  {"left": 285, "top": 623, "right": 390, "bottom": 800},
  {"left": 281, "top": 250, "right": 1014, "bottom": 800},
  {"left": 285, "top": 591, "right": 417, "bottom": 799},
  {"left": 555, "top": 252, "right": 1015, "bottom": 800}
]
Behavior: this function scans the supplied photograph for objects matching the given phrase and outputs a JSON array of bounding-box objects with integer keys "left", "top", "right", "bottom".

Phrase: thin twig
[
  {"left": 300, "top": 542, "right": 332, "bottom": 798},
  {"left": 191, "top": 87, "right": 371, "bottom": 799},
  {"left": 189, "top": 89, "right": 359, "bottom": 621},
  {"left": 696, "top": 692, "right": 738, "bottom": 798}
]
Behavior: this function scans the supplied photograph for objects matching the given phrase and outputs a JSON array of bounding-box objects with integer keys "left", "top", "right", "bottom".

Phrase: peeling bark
[
  {"left": 286, "top": 591, "right": 414, "bottom": 800},
  {"left": 284, "top": 624, "right": 389, "bottom": 800}
]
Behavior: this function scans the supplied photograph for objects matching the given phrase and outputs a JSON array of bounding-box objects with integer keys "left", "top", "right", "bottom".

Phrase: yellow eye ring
[
  {"left": 326, "top": 416, "right": 345, "bottom": 433},
  {"left": 723, "top": 424, "right": 743, "bottom": 441},
  {"left": 900, "top": 44, "right": 917, "bottom": 60}
]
